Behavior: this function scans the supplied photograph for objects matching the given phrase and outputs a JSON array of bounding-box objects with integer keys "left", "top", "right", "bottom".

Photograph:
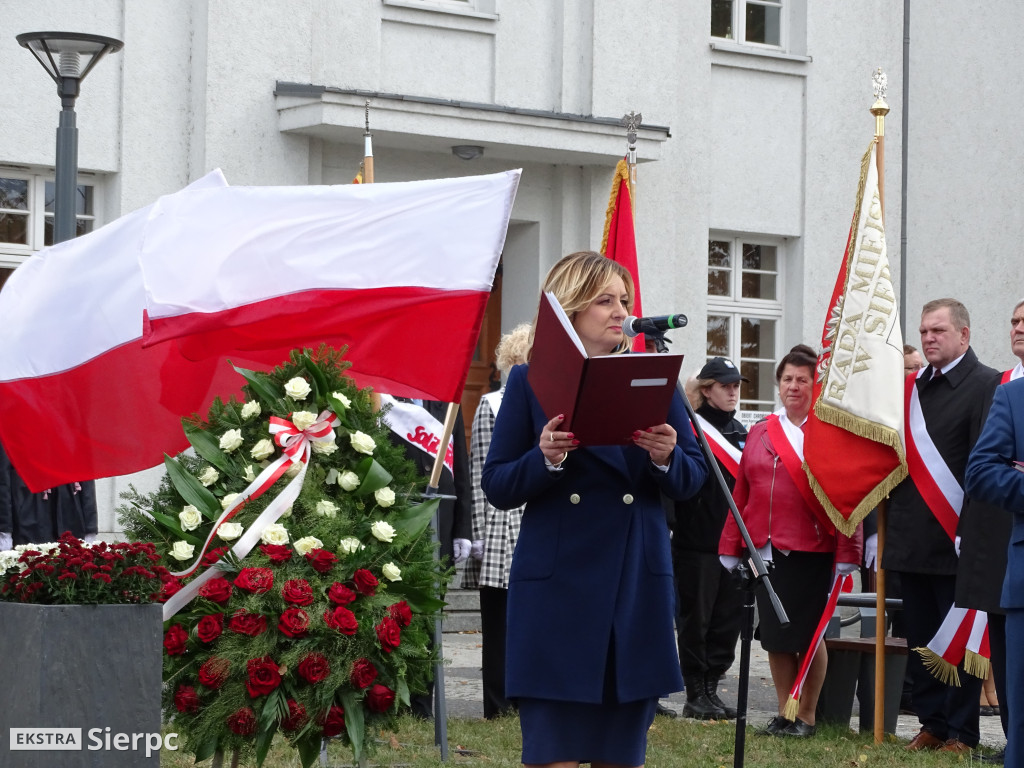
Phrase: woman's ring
[{"left": 549, "top": 432, "right": 555, "bottom": 442}]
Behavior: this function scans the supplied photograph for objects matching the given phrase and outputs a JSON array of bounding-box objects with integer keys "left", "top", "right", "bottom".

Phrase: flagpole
[
  {"left": 621, "top": 110, "right": 642, "bottom": 206},
  {"left": 870, "top": 67, "right": 891, "bottom": 745},
  {"left": 362, "top": 100, "right": 374, "bottom": 184}
]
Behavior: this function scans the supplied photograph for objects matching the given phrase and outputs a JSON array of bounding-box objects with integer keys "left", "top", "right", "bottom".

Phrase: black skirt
[{"left": 755, "top": 549, "right": 833, "bottom": 654}]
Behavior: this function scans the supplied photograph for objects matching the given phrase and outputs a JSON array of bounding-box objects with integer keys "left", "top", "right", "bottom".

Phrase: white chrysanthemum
[
  {"left": 260, "top": 523, "right": 289, "bottom": 546},
  {"left": 240, "top": 400, "right": 261, "bottom": 420},
  {"left": 316, "top": 499, "right": 339, "bottom": 518},
  {"left": 350, "top": 431, "right": 375, "bottom": 455},
  {"left": 370, "top": 520, "right": 396, "bottom": 543},
  {"left": 250, "top": 439, "right": 275, "bottom": 461},
  {"left": 284, "top": 377, "right": 312, "bottom": 400},
  {"left": 179, "top": 505, "right": 203, "bottom": 532},
  {"left": 374, "top": 486, "right": 396, "bottom": 508},
  {"left": 382, "top": 562, "right": 402, "bottom": 582},
  {"left": 219, "top": 428, "right": 243, "bottom": 453},
  {"left": 293, "top": 536, "right": 323, "bottom": 556},
  {"left": 198, "top": 466, "right": 220, "bottom": 487},
  {"left": 217, "top": 522, "right": 243, "bottom": 541}
]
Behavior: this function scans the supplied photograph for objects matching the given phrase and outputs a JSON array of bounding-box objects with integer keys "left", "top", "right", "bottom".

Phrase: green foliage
[{"left": 118, "top": 346, "right": 452, "bottom": 766}]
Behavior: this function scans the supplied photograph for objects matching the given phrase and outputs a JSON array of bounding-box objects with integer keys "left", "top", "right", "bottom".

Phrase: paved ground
[{"left": 437, "top": 630, "right": 1007, "bottom": 751}]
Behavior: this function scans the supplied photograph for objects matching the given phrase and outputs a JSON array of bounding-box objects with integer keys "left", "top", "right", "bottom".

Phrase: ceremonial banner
[
  {"left": 803, "top": 140, "right": 908, "bottom": 534},
  {"left": 0, "top": 171, "right": 250, "bottom": 491},
  {"left": 140, "top": 171, "right": 520, "bottom": 405},
  {"left": 601, "top": 157, "right": 644, "bottom": 351}
]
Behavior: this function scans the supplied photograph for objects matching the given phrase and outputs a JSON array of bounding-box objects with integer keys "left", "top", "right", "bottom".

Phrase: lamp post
[{"left": 17, "top": 31, "right": 123, "bottom": 244}]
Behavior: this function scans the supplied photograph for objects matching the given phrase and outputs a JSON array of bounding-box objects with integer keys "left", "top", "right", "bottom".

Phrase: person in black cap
[{"left": 671, "top": 357, "right": 749, "bottom": 719}]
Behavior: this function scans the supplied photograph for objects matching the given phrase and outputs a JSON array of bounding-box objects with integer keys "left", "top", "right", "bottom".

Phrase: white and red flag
[
  {"left": 803, "top": 140, "right": 908, "bottom": 535},
  {"left": 601, "top": 157, "right": 645, "bottom": 351}
]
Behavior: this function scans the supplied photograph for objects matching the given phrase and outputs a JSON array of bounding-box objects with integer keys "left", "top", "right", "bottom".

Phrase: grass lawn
[{"left": 160, "top": 715, "right": 1002, "bottom": 767}]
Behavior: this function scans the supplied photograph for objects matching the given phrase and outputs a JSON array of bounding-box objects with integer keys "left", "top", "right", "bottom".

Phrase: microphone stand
[{"left": 647, "top": 332, "right": 788, "bottom": 768}]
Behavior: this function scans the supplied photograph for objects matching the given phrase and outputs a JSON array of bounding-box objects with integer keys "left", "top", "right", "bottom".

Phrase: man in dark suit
[
  {"left": 882, "top": 298, "right": 1002, "bottom": 753},
  {"left": 966, "top": 374, "right": 1024, "bottom": 768}
]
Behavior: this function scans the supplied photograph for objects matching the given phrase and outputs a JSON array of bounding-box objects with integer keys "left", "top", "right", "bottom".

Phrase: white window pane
[
  {"left": 707, "top": 315, "right": 731, "bottom": 356},
  {"left": 740, "top": 360, "right": 776, "bottom": 410},
  {"left": 0, "top": 178, "right": 29, "bottom": 210},
  {"left": 741, "top": 316, "right": 776, "bottom": 359}
]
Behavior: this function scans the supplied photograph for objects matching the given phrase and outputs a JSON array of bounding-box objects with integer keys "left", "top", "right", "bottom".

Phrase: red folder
[{"left": 527, "top": 292, "right": 684, "bottom": 446}]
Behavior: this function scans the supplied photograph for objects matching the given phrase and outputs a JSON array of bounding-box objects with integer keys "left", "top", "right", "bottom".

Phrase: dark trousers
[
  {"left": 989, "top": 612, "right": 1010, "bottom": 737},
  {"left": 898, "top": 571, "right": 982, "bottom": 746},
  {"left": 480, "top": 586, "right": 515, "bottom": 719},
  {"left": 674, "top": 549, "right": 743, "bottom": 680},
  {"left": 1005, "top": 609, "right": 1023, "bottom": 768}
]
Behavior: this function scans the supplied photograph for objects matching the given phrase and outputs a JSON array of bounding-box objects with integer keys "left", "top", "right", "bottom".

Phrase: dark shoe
[
  {"left": 682, "top": 693, "right": 725, "bottom": 720},
  {"left": 779, "top": 718, "right": 816, "bottom": 738},
  {"left": 758, "top": 715, "right": 793, "bottom": 736},
  {"left": 980, "top": 705, "right": 1001, "bottom": 717},
  {"left": 938, "top": 739, "right": 973, "bottom": 754},
  {"left": 704, "top": 675, "right": 738, "bottom": 719},
  {"left": 974, "top": 748, "right": 1006, "bottom": 764},
  {"left": 655, "top": 702, "right": 678, "bottom": 718},
  {"left": 905, "top": 729, "right": 944, "bottom": 751}
]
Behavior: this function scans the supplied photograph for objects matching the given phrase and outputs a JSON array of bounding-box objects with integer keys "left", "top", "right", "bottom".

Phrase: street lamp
[{"left": 16, "top": 31, "right": 123, "bottom": 244}]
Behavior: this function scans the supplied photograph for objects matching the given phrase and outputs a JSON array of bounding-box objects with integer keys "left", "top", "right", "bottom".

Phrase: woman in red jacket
[{"left": 719, "top": 344, "right": 862, "bottom": 737}]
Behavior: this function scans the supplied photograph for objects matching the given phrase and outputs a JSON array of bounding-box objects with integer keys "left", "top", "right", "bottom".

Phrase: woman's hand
[
  {"left": 541, "top": 414, "right": 579, "bottom": 467},
  {"left": 633, "top": 423, "right": 676, "bottom": 466}
]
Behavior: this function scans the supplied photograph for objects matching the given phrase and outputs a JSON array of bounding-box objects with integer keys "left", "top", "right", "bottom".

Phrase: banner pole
[{"left": 870, "top": 67, "right": 891, "bottom": 745}]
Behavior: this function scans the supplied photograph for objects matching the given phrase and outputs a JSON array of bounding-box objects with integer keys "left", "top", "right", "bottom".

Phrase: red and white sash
[
  {"left": 379, "top": 394, "right": 454, "bottom": 477},
  {"left": 765, "top": 413, "right": 834, "bottom": 533},
  {"left": 692, "top": 414, "right": 742, "bottom": 479},
  {"left": 903, "top": 372, "right": 962, "bottom": 541},
  {"left": 1002, "top": 363, "right": 1023, "bottom": 384}
]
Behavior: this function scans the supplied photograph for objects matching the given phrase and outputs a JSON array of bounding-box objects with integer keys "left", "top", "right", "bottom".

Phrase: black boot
[
  {"left": 682, "top": 676, "right": 726, "bottom": 720},
  {"left": 705, "top": 674, "right": 737, "bottom": 719}
]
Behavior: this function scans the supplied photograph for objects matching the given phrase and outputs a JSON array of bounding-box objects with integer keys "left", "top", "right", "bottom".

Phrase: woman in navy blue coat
[{"left": 482, "top": 251, "right": 707, "bottom": 767}]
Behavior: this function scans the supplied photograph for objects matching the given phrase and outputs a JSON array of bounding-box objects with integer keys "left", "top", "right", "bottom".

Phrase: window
[
  {"left": 711, "top": 0, "right": 783, "bottom": 48},
  {"left": 0, "top": 170, "right": 96, "bottom": 282},
  {"left": 706, "top": 237, "right": 783, "bottom": 412}
]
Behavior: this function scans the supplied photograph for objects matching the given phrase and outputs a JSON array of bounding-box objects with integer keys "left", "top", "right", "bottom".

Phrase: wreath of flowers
[{"left": 118, "top": 347, "right": 450, "bottom": 767}]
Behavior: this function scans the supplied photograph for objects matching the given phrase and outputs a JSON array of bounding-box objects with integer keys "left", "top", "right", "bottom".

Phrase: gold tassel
[
  {"left": 782, "top": 695, "right": 799, "bottom": 722},
  {"left": 914, "top": 646, "right": 961, "bottom": 687},
  {"left": 964, "top": 650, "right": 990, "bottom": 681},
  {"left": 600, "top": 158, "right": 631, "bottom": 255}
]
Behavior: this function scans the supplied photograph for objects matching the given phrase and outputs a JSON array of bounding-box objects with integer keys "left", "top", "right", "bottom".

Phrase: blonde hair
[
  {"left": 685, "top": 376, "right": 718, "bottom": 409},
  {"left": 495, "top": 323, "right": 531, "bottom": 374},
  {"left": 529, "top": 251, "right": 635, "bottom": 358}
]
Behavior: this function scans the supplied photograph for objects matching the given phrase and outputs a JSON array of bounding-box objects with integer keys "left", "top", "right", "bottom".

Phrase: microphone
[{"left": 621, "top": 313, "right": 688, "bottom": 338}]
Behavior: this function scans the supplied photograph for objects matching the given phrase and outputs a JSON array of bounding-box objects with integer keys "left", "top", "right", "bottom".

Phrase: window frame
[
  {"left": 706, "top": 234, "right": 785, "bottom": 413},
  {"left": 711, "top": 0, "right": 788, "bottom": 53}
]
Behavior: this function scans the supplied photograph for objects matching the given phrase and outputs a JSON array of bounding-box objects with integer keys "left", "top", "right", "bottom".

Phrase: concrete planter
[{"left": 0, "top": 603, "right": 163, "bottom": 767}]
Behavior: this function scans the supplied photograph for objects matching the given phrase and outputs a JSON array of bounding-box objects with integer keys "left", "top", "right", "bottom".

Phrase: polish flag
[
  {"left": 139, "top": 170, "right": 520, "bottom": 401},
  {"left": 0, "top": 171, "right": 249, "bottom": 492},
  {"left": 601, "top": 157, "right": 644, "bottom": 351}
]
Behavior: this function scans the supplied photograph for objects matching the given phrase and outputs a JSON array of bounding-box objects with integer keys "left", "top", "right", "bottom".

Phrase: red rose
[
  {"left": 174, "top": 684, "right": 201, "bottom": 713},
  {"left": 197, "top": 613, "right": 224, "bottom": 643},
  {"left": 234, "top": 567, "right": 274, "bottom": 594},
  {"left": 352, "top": 568, "right": 378, "bottom": 596},
  {"left": 297, "top": 653, "right": 331, "bottom": 684},
  {"left": 278, "top": 607, "right": 311, "bottom": 638},
  {"left": 154, "top": 577, "right": 182, "bottom": 602},
  {"left": 282, "top": 578, "right": 314, "bottom": 606},
  {"left": 349, "top": 658, "right": 378, "bottom": 689},
  {"left": 375, "top": 617, "right": 401, "bottom": 653},
  {"left": 227, "top": 707, "right": 257, "bottom": 736},
  {"left": 203, "top": 546, "right": 230, "bottom": 566},
  {"left": 365, "top": 683, "right": 396, "bottom": 713},
  {"left": 163, "top": 624, "right": 188, "bottom": 656},
  {"left": 327, "top": 582, "right": 356, "bottom": 605},
  {"left": 324, "top": 605, "right": 358, "bottom": 636},
  {"left": 260, "top": 544, "right": 293, "bottom": 564},
  {"left": 305, "top": 548, "right": 338, "bottom": 574},
  {"left": 320, "top": 705, "right": 346, "bottom": 738},
  {"left": 198, "top": 576, "right": 233, "bottom": 604},
  {"left": 246, "top": 655, "right": 283, "bottom": 697},
  {"left": 387, "top": 600, "right": 413, "bottom": 628},
  {"left": 281, "top": 699, "right": 308, "bottom": 732},
  {"left": 228, "top": 610, "right": 267, "bottom": 637},
  {"left": 198, "top": 657, "right": 230, "bottom": 689}
]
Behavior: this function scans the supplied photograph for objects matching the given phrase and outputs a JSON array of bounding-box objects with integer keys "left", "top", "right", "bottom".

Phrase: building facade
[{"left": 2, "top": 0, "right": 1021, "bottom": 535}]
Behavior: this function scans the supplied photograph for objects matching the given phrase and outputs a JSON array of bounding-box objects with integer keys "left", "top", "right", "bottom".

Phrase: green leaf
[
  {"left": 353, "top": 457, "right": 393, "bottom": 497},
  {"left": 301, "top": 354, "right": 329, "bottom": 403},
  {"left": 146, "top": 507, "right": 202, "bottom": 546},
  {"left": 255, "top": 722, "right": 277, "bottom": 767},
  {"left": 295, "top": 735, "right": 321, "bottom": 768},
  {"left": 390, "top": 497, "right": 439, "bottom": 543},
  {"left": 386, "top": 581, "right": 447, "bottom": 613},
  {"left": 396, "top": 675, "right": 411, "bottom": 707},
  {"left": 194, "top": 735, "right": 219, "bottom": 763},
  {"left": 182, "top": 421, "right": 233, "bottom": 474},
  {"left": 163, "top": 454, "right": 220, "bottom": 518},
  {"left": 232, "top": 363, "right": 286, "bottom": 409},
  {"left": 340, "top": 690, "right": 365, "bottom": 763}
]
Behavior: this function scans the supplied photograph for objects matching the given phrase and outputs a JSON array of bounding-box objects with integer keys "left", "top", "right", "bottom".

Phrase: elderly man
[{"left": 882, "top": 298, "right": 1002, "bottom": 753}]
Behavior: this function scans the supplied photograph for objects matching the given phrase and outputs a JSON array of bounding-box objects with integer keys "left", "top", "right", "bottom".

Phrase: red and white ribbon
[
  {"left": 692, "top": 414, "right": 741, "bottom": 479},
  {"left": 162, "top": 409, "right": 340, "bottom": 620}
]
